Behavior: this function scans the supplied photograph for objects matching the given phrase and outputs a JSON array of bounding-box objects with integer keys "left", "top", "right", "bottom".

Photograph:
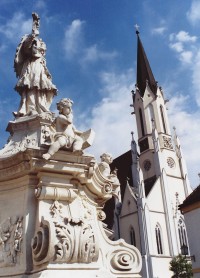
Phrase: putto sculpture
[
  {"left": 98, "top": 153, "right": 121, "bottom": 202},
  {"left": 42, "top": 98, "right": 94, "bottom": 160},
  {"left": 13, "top": 13, "right": 57, "bottom": 117}
]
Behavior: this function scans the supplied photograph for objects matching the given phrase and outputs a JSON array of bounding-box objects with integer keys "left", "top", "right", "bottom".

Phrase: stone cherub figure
[
  {"left": 43, "top": 98, "right": 94, "bottom": 160},
  {"left": 98, "top": 153, "right": 121, "bottom": 202},
  {"left": 13, "top": 13, "right": 57, "bottom": 117}
]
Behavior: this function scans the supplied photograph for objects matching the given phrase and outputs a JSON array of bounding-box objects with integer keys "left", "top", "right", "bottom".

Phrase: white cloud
[
  {"left": 63, "top": 20, "right": 117, "bottom": 64},
  {"left": 0, "top": 12, "right": 31, "bottom": 42},
  {"left": 175, "top": 31, "right": 197, "bottom": 43},
  {"left": 180, "top": 51, "right": 193, "bottom": 64},
  {"left": 63, "top": 19, "right": 85, "bottom": 58},
  {"left": 191, "top": 50, "right": 200, "bottom": 106},
  {"left": 78, "top": 69, "right": 136, "bottom": 159},
  {"left": 169, "top": 30, "right": 197, "bottom": 65},
  {"left": 152, "top": 26, "right": 166, "bottom": 35},
  {"left": 35, "top": 0, "right": 46, "bottom": 9},
  {"left": 187, "top": 0, "right": 200, "bottom": 25},
  {"left": 168, "top": 95, "right": 200, "bottom": 187},
  {"left": 81, "top": 44, "right": 118, "bottom": 64},
  {"left": 169, "top": 42, "right": 183, "bottom": 53}
]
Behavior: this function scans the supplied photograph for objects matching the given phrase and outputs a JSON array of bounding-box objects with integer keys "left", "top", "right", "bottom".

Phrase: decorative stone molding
[
  {"left": 35, "top": 186, "right": 77, "bottom": 202},
  {"left": 110, "top": 249, "right": 136, "bottom": 271},
  {"left": 162, "top": 135, "right": 173, "bottom": 150},
  {"left": 0, "top": 114, "right": 54, "bottom": 159},
  {"left": 0, "top": 216, "right": 23, "bottom": 267},
  {"left": 31, "top": 218, "right": 54, "bottom": 264},
  {"left": 54, "top": 217, "right": 98, "bottom": 264},
  {"left": 32, "top": 215, "right": 99, "bottom": 265},
  {"left": 167, "top": 157, "right": 176, "bottom": 169},
  {"left": 0, "top": 161, "right": 30, "bottom": 180},
  {"left": 98, "top": 222, "right": 142, "bottom": 276}
]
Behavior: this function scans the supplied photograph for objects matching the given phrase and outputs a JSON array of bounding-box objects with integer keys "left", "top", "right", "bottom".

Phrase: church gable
[{"left": 120, "top": 184, "right": 138, "bottom": 217}]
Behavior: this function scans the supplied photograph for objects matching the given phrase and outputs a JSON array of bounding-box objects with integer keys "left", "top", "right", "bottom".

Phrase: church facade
[{"left": 108, "top": 31, "right": 193, "bottom": 278}]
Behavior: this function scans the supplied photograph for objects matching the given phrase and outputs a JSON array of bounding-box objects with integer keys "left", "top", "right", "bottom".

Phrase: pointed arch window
[
  {"left": 139, "top": 108, "right": 145, "bottom": 136},
  {"left": 130, "top": 227, "right": 136, "bottom": 246},
  {"left": 178, "top": 218, "right": 188, "bottom": 255},
  {"left": 160, "top": 105, "right": 167, "bottom": 134},
  {"left": 155, "top": 224, "right": 163, "bottom": 254},
  {"left": 148, "top": 103, "right": 155, "bottom": 131}
]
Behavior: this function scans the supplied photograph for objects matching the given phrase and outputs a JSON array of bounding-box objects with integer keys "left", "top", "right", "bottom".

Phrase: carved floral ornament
[
  {"left": 32, "top": 198, "right": 99, "bottom": 265},
  {"left": 163, "top": 135, "right": 173, "bottom": 150},
  {"left": 167, "top": 157, "right": 176, "bottom": 169}
]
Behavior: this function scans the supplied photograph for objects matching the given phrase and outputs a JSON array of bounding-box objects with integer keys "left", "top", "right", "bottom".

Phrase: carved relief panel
[{"left": 0, "top": 216, "right": 23, "bottom": 267}]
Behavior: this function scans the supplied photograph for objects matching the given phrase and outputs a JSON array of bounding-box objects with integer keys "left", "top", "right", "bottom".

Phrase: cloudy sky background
[{"left": 0, "top": 0, "right": 200, "bottom": 187}]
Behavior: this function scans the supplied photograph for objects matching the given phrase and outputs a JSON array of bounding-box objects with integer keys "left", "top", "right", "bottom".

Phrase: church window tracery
[{"left": 178, "top": 218, "right": 188, "bottom": 254}]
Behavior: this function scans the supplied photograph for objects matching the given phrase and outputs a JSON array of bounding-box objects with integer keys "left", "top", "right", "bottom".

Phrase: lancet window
[
  {"left": 155, "top": 224, "right": 163, "bottom": 254},
  {"left": 178, "top": 218, "right": 188, "bottom": 254},
  {"left": 139, "top": 108, "right": 145, "bottom": 136},
  {"left": 160, "top": 105, "right": 167, "bottom": 134},
  {"left": 130, "top": 226, "right": 136, "bottom": 246}
]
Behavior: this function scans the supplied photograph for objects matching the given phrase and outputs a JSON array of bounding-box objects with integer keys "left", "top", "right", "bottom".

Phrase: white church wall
[
  {"left": 151, "top": 257, "right": 173, "bottom": 278},
  {"left": 184, "top": 208, "right": 200, "bottom": 277},
  {"left": 166, "top": 176, "right": 187, "bottom": 204},
  {"left": 120, "top": 186, "right": 141, "bottom": 250},
  {"left": 146, "top": 178, "right": 164, "bottom": 212},
  {"left": 120, "top": 212, "right": 141, "bottom": 250}
]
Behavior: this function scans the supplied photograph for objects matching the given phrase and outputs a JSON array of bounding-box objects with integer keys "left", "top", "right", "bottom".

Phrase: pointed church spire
[{"left": 136, "top": 30, "right": 157, "bottom": 96}]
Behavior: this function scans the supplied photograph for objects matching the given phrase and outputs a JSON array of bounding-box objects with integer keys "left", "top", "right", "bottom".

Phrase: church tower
[{"left": 110, "top": 30, "right": 193, "bottom": 278}]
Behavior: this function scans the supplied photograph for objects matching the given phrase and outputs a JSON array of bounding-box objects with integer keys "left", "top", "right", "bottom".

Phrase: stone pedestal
[{"left": 0, "top": 148, "right": 142, "bottom": 278}]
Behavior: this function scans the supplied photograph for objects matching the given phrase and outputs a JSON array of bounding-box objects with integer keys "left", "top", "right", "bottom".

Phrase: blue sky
[{"left": 0, "top": 0, "right": 200, "bottom": 187}]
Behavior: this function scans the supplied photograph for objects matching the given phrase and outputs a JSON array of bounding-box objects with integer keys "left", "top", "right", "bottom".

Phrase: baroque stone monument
[{"left": 0, "top": 13, "right": 142, "bottom": 278}]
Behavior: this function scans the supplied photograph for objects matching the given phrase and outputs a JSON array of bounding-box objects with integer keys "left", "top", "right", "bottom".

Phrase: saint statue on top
[{"left": 13, "top": 13, "right": 57, "bottom": 117}]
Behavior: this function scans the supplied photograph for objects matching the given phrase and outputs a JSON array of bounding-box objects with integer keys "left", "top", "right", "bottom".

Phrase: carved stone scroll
[{"left": 35, "top": 186, "right": 77, "bottom": 202}]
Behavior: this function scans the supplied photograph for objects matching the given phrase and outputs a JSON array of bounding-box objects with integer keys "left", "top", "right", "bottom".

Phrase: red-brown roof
[{"left": 179, "top": 185, "right": 200, "bottom": 210}]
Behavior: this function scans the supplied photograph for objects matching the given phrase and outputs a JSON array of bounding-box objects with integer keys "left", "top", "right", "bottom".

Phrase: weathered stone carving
[
  {"left": 42, "top": 98, "right": 95, "bottom": 159},
  {"left": 32, "top": 200, "right": 99, "bottom": 264},
  {"left": 163, "top": 135, "right": 173, "bottom": 150},
  {"left": 54, "top": 216, "right": 98, "bottom": 264},
  {"left": 110, "top": 249, "right": 137, "bottom": 271},
  {"left": 31, "top": 218, "right": 52, "bottom": 264},
  {"left": 13, "top": 13, "right": 57, "bottom": 117},
  {"left": 97, "top": 210, "right": 106, "bottom": 221},
  {"left": 98, "top": 153, "right": 121, "bottom": 202},
  {"left": 2, "top": 135, "right": 38, "bottom": 156},
  {"left": 0, "top": 216, "right": 23, "bottom": 267},
  {"left": 35, "top": 186, "right": 78, "bottom": 202},
  {"left": 98, "top": 153, "right": 113, "bottom": 177}
]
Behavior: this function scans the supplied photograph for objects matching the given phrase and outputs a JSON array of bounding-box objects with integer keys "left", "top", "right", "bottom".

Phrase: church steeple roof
[{"left": 136, "top": 31, "right": 157, "bottom": 96}]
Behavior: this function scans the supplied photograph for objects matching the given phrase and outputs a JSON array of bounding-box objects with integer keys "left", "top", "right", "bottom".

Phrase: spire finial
[
  {"left": 134, "top": 24, "right": 140, "bottom": 35},
  {"left": 131, "top": 131, "right": 134, "bottom": 141},
  {"left": 173, "top": 126, "right": 177, "bottom": 137}
]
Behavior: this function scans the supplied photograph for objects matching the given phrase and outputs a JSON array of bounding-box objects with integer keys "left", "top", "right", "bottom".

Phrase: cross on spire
[{"left": 134, "top": 24, "right": 140, "bottom": 35}]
